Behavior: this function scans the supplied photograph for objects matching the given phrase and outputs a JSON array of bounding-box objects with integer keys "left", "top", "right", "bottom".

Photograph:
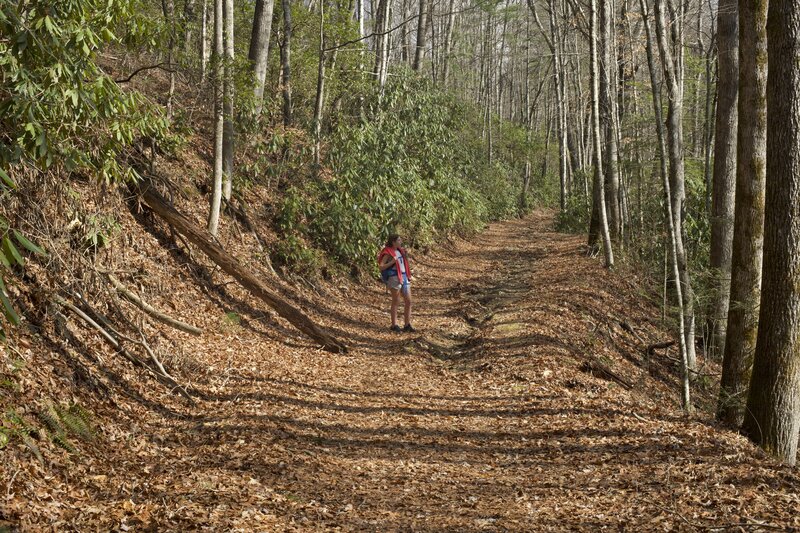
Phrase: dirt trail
[{"left": 6, "top": 212, "right": 800, "bottom": 531}]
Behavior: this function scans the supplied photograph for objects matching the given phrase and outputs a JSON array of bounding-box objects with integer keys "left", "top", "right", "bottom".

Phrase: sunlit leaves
[
  {"left": 0, "top": 212, "right": 47, "bottom": 336},
  {"left": 0, "top": 0, "right": 167, "bottom": 182}
]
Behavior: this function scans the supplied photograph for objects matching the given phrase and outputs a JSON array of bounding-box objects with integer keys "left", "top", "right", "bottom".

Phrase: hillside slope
[{"left": 2, "top": 210, "right": 799, "bottom": 531}]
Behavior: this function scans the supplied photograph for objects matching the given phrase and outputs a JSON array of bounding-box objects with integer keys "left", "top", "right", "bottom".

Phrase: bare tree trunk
[
  {"left": 529, "top": 0, "right": 569, "bottom": 213},
  {"left": 589, "top": 0, "right": 614, "bottom": 268},
  {"left": 201, "top": 0, "right": 210, "bottom": 80},
  {"left": 222, "top": 0, "right": 234, "bottom": 201},
  {"left": 653, "top": 0, "right": 696, "bottom": 370},
  {"left": 184, "top": 0, "right": 196, "bottom": 54},
  {"left": 312, "top": 0, "right": 326, "bottom": 169},
  {"left": 249, "top": 0, "right": 276, "bottom": 117},
  {"left": 742, "top": 0, "right": 800, "bottom": 464},
  {"left": 702, "top": 44, "right": 716, "bottom": 213},
  {"left": 355, "top": 0, "right": 365, "bottom": 115},
  {"left": 639, "top": 0, "right": 691, "bottom": 412},
  {"left": 573, "top": 34, "right": 587, "bottom": 173},
  {"left": 600, "top": 0, "right": 621, "bottom": 239},
  {"left": 521, "top": 16, "right": 533, "bottom": 212},
  {"left": 551, "top": 0, "right": 568, "bottom": 213},
  {"left": 162, "top": 0, "right": 177, "bottom": 119},
  {"left": 208, "top": 0, "right": 224, "bottom": 236},
  {"left": 708, "top": 0, "right": 738, "bottom": 360},
  {"left": 401, "top": 0, "right": 410, "bottom": 63},
  {"left": 281, "top": 0, "right": 294, "bottom": 126},
  {"left": 497, "top": 0, "right": 509, "bottom": 117},
  {"left": 374, "top": 0, "right": 390, "bottom": 88},
  {"left": 441, "top": 0, "right": 457, "bottom": 85},
  {"left": 429, "top": 0, "right": 439, "bottom": 81},
  {"left": 540, "top": 101, "right": 553, "bottom": 184},
  {"left": 718, "top": 0, "right": 767, "bottom": 428},
  {"left": 413, "top": 0, "right": 430, "bottom": 71}
]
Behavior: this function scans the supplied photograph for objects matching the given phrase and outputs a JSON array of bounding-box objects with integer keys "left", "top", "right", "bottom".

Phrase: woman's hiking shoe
[
  {"left": 390, "top": 325, "right": 402, "bottom": 332},
  {"left": 403, "top": 324, "right": 416, "bottom": 332}
]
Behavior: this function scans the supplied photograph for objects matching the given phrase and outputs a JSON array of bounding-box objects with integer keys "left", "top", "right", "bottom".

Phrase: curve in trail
[{"left": 69, "top": 212, "right": 800, "bottom": 530}]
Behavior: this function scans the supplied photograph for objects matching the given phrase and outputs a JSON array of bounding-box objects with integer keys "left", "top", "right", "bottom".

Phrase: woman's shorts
[{"left": 387, "top": 275, "right": 410, "bottom": 293}]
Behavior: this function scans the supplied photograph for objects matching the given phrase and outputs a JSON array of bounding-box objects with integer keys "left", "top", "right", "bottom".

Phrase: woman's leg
[
  {"left": 402, "top": 285, "right": 412, "bottom": 326},
  {"left": 390, "top": 288, "right": 401, "bottom": 326}
]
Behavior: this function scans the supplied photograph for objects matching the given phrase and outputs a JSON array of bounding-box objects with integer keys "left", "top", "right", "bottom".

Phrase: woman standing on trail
[{"left": 378, "top": 234, "right": 415, "bottom": 332}]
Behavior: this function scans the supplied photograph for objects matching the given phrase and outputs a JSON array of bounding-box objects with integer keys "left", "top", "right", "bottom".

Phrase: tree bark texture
[
  {"left": 718, "top": 0, "right": 767, "bottom": 428},
  {"left": 742, "top": 0, "right": 800, "bottom": 464},
  {"left": 708, "top": 0, "right": 738, "bottom": 361},
  {"left": 248, "top": 0, "right": 276, "bottom": 116}
]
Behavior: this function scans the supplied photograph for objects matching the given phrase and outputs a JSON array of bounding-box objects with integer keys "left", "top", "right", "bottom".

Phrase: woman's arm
[{"left": 379, "top": 254, "right": 397, "bottom": 271}]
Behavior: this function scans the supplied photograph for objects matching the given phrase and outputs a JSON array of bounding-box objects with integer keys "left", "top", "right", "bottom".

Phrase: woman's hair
[{"left": 385, "top": 234, "right": 400, "bottom": 247}]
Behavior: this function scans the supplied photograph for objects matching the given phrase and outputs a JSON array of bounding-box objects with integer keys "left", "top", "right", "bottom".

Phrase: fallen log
[
  {"left": 646, "top": 340, "right": 675, "bottom": 356},
  {"left": 579, "top": 359, "right": 633, "bottom": 390},
  {"left": 131, "top": 179, "right": 347, "bottom": 353}
]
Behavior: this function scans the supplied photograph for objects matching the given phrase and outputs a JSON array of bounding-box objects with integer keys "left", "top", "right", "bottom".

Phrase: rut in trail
[{"left": 8, "top": 212, "right": 800, "bottom": 531}]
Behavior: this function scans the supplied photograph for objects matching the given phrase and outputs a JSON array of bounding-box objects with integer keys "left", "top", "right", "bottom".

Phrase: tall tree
[
  {"left": 440, "top": 0, "right": 457, "bottom": 85},
  {"left": 201, "top": 0, "right": 210, "bottom": 79},
  {"left": 600, "top": 0, "right": 621, "bottom": 239},
  {"left": 312, "top": 0, "right": 326, "bottom": 168},
  {"left": 249, "top": 0, "right": 276, "bottom": 117},
  {"left": 708, "top": 0, "right": 738, "bottom": 360},
  {"left": 208, "top": 0, "right": 224, "bottom": 236},
  {"left": 373, "top": 0, "right": 390, "bottom": 88},
  {"left": 280, "top": 0, "right": 294, "bottom": 126},
  {"left": 653, "top": 0, "right": 696, "bottom": 370},
  {"left": 589, "top": 0, "right": 614, "bottom": 268},
  {"left": 741, "top": 0, "right": 800, "bottom": 464},
  {"left": 717, "top": 0, "right": 767, "bottom": 427},
  {"left": 639, "top": 0, "right": 691, "bottom": 412},
  {"left": 162, "top": 0, "right": 177, "bottom": 119},
  {"left": 413, "top": 0, "right": 430, "bottom": 71},
  {"left": 183, "top": 0, "right": 196, "bottom": 52},
  {"left": 222, "top": 0, "right": 234, "bottom": 201},
  {"left": 529, "top": 0, "right": 569, "bottom": 213}
]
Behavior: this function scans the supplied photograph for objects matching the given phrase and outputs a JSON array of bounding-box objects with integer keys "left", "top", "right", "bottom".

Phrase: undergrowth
[
  {"left": 274, "top": 75, "right": 540, "bottom": 276},
  {"left": 1, "top": 398, "right": 95, "bottom": 460}
]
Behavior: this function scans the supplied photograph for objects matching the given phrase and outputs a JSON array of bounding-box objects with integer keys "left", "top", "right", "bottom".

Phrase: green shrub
[
  {"left": 274, "top": 74, "right": 525, "bottom": 275},
  {"left": 557, "top": 191, "right": 591, "bottom": 233}
]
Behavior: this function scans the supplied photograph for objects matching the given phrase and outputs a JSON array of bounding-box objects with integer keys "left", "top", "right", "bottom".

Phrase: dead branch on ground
[{"left": 106, "top": 273, "right": 202, "bottom": 336}]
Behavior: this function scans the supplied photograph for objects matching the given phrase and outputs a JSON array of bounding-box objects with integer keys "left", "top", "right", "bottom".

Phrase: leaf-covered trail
[
  {"left": 125, "top": 212, "right": 796, "bottom": 531},
  {"left": 7, "top": 212, "right": 800, "bottom": 530}
]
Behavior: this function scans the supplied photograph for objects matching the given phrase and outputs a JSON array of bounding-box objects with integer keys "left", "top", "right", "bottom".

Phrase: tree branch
[{"left": 115, "top": 63, "right": 176, "bottom": 84}]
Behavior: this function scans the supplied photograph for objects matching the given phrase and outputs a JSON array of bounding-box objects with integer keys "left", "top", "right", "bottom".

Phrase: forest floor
[{"left": 3, "top": 211, "right": 800, "bottom": 531}]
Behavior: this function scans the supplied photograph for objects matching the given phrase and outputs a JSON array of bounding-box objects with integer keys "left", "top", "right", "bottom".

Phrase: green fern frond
[
  {"left": 51, "top": 432, "right": 76, "bottom": 453},
  {"left": 37, "top": 404, "right": 64, "bottom": 436},
  {"left": 6, "top": 410, "right": 38, "bottom": 439},
  {"left": 57, "top": 405, "right": 93, "bottom": 440}
]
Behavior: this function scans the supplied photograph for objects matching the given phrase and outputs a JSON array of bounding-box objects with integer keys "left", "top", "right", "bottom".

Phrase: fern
[
  {"left": 37, "top": 403, "right": 63, "bottom": 435},
  {"left": 37, "top": 402, "right": 73, "bottom": 453},
  {"left": 5, "top": 410, "right": 44, "bottom": 463},
  {"left": 3, "top": 401, "right": 95, "bottom": 459},
  {"left": 58, "top": 404, "right": 94, "bottom": 440},
  {"left": 51, "top": 432, "right": 76, "bottom": 453},
  {"left": 6, "top": 410, "right": 38, "bottom": 439}
]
